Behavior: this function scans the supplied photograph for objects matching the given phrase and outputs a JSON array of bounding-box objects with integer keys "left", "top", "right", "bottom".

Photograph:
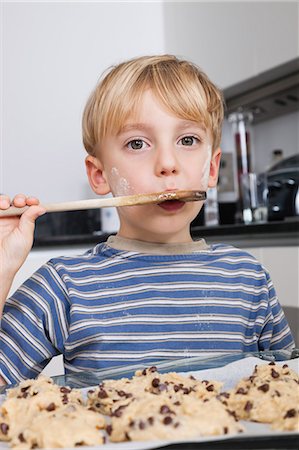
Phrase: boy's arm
[
  {"left": 259, "top": 270, "right": 295, "bottom": 351},
  {"left": 0, "top": 194, "right": 46, "bottom": 318}
]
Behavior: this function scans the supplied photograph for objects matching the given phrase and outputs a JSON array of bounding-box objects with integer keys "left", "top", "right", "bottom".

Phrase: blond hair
[{"left": 82, "top": 55, "right": 224, "bottom": 155}]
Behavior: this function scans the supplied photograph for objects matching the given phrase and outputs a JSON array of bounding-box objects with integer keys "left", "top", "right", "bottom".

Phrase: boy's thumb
[{"left": 18, "top": 206, "right": 46, "bottom": 235}]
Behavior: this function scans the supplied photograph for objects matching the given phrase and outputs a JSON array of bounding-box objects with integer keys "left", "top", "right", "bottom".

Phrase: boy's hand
[{"left": 0, "top": 193, "right": 46, "bottom": 279}]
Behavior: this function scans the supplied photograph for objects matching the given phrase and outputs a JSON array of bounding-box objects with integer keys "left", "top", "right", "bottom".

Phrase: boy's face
[{"left": 86, "top": 89, "right": 221, "bottom": 243}]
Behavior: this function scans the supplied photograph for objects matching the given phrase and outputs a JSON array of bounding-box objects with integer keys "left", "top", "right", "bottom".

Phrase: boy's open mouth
[{"left": 158, "top": 200, "right": 185, "bottom": 212}]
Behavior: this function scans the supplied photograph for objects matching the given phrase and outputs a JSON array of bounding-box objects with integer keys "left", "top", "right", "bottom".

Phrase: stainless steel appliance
[{"left": 267, "top": 154, "right": 299, "bottom": 220}]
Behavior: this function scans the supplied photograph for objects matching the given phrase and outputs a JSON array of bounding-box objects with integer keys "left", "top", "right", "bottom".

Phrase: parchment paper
[{"left": 0, "top": 357, "right": 298, "bottom": 450}]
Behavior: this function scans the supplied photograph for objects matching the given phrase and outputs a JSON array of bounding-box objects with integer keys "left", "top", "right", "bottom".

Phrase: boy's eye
[
  {"left": 179, "top": 136, "right": 199, "bottom": 146},
  {"left": 127, "top": 139, "right": 147, "bottom": 150}
]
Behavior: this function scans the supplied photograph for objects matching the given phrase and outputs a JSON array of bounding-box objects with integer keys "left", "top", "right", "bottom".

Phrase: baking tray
[{"left": 1, "top": 350, "right": 298, "bottom": 449}]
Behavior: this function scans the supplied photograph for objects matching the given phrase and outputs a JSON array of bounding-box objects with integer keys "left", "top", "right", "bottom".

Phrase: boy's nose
[{"left": 155, "top": 147, "right": 179, "bottom": 176}]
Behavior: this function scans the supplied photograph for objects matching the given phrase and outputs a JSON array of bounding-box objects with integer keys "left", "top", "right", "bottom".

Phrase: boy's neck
[
  {"left": 108, "top": 235, "right": 209, "bottom": 254},
  {"left": 116, "top": 230, "right": 193, "bottom": 245}
]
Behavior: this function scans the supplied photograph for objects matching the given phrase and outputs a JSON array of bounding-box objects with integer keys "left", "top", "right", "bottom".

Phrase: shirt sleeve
[
  {"left": 258, "top": 269, "right": 295, "bottom": 352},
  {"left": 0, "top": 261, "right": 70, "bottom": 384}
]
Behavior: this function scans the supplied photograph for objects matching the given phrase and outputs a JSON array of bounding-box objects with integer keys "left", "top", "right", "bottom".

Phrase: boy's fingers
[
  {"left": 26, "top": 196, "right": 40, "bottom": 206},
  {"left": 12, "top": 194, "right": 29, "bottom": 207},
  {"left": 0, "top": 195, "right": 11, "bottom": 209}
]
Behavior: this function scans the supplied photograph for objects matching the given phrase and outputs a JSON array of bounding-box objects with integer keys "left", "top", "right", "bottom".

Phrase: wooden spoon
[{"left": 0, "top": 190, "right": 206, "bottom": 217}]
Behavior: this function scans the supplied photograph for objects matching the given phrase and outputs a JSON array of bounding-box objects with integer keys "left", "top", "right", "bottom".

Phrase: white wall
[
  {"left": 163, "top": 1, "right": 298, "bottom": 89},
  {"left": 1, "top": 1, "right": 165, "bottom": 202},
  {"left": 2, "top": 2, "right": 298, "bottom": 204}
]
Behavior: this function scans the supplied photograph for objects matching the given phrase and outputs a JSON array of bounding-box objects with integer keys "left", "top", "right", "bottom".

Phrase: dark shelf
[{"left": 32, "top": 218, "right": 299, "bottom": 249}]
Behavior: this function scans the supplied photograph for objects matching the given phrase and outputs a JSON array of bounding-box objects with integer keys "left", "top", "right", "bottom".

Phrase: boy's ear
[
  {"left": 208, "top": 147, "right": 222, "bottom": 188},
  {"left": 85, "top": 155, "right": 111, "bottom": 195}
]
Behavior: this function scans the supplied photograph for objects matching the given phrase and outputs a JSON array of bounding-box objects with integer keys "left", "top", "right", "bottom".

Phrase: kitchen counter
[{"left": 32, "top": 218, "right": 299, "bottom": 249}]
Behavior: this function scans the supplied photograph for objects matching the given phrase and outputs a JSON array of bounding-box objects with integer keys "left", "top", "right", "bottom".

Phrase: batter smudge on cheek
[
  {"left": 199, "top": 145, "right": 212, "bottom": 191},
  {"left": 110, "top": 168, "right": 134, "bottom": 196}
]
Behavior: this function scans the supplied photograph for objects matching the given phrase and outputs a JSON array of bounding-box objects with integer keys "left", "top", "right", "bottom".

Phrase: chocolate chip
[
  {"left": 258, "top": 383, "right": 269, "bottom": 392},
  {"left": 129, "top": 420, "right": 135, "bottom": 427},
  {"left": 174, "top": 401, "right": 181, "bottom": 406},
  {"left": 18, "top": 433, "right": 26, "bottom": 443},
  {"left": 227, "top": 409, "right": 237, "bottom": 419},
  {"left": 139, "top": 420, "right": 146, "bottom": 430},
  {"left": 152, "top": 378, "right": 160, "bottom": 388},
  {"left": 62, "top": 394, "right": 69, "bottom": 404},
  {"left": 20, "top": 386, "right": 30, "bottom": 393},
  {"left": 206, "top": 384, "right": 214, "bottom": 392},
  {"left": 149, "top": 366, "right": 157, "bottom": 373},
  {"left": 236, "top": 388, "right": 247, "bottom": 395},
  {"left": 282, "top": 364, "right": 289, "bottom": 369},
  {"left": 148, "top": 417, "right": 154, "bottom": 425},
  {"left": 88, "top": 389, "right": 95, "bottom": 395},
  {"left": 284, "top": 409, "right": 297, "bottom": 418},
  {"left": 0, "top": 423, "right": 9, "bottom": 435},
  {"left": 173, "top": 385, "right": 180, "bottom": 392},
  {"left": 244, "top": 401, "right": 253, "bottom": 412},
  {"left": 117, "top": 390, "right": 126, "bottom": 397},
  {"left": 160, "top": 405, "right": 171, "bottom": 414},
  {"left": 46, "top": 402, "right": 56, "bottom": 411},
  {"left": 106, "top": 425, "right": 112, "bottom": 435},
  {"left": 98, "top": 389, "right": 108, "bottom": 399},
  {"left": 189, "top": 375, "right": 196, "bottom": 380},
  {"left": 220, "top": 392, "right": 230, "bottom": 399},
  {"left": 274, "top": 390, "right": 281, "bottom": 397},
  {"left": 163, "top": 416, "right": 173, "bottom": 425},
  {"left": 271, "top": 369, "right": 280, "bottom": 378},
  {"left": 112, "top": 405, "right": 126, "bottom": 417},
  {"left": 223, "top": 426, "right": 228, "bottom": 434},
  {"left": 142, "top": 369, "right": 147, "bottom": 376},
  {"left": 269, "top": 361, "right": 275, "bottom": 365},
  {"left": 183, "top": 387, "right": 191, "bottom": 394},
  {"left": 60, "top": 387, "right": 71, "bottom": 394}
]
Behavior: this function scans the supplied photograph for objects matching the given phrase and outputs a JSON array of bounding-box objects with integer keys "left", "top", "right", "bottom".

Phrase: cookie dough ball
[
  {"left": 0, "top": 376, "right": 83, "bottom": 443},
  {"left": 224, "top": 362, "right": 299, "bottom": 431},
  {"left": 10, "top": 404, "right": 105, "bottom": 449},
  {"left": 108, "top": 393, "right": 243, "bottom": 442}
]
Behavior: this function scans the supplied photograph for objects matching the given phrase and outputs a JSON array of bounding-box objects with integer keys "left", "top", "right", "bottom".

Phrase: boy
[{"left": 0, "top": 55, "right": 294, "bottom": 385}]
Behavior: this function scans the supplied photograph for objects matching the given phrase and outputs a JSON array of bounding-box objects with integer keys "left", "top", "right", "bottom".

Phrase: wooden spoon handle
[{"left": 0, "top": 190, "right": 206, "bottom": 217}]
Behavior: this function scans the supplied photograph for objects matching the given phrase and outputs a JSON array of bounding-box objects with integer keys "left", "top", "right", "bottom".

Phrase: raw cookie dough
[
  {"left": 223, "top": 362, "right": 299, "bottom": 431},
  {"left": 108, "top": 392, "right": 244, "bottom": 442},
  {"left": 0, "top": 376, "right": 105, "bottom": 449},
  {"left": 10, "top": 403, "right": 105, "bottom": 449},
  {"left": 87, "top": 365, "right": 222, "bottom": 416},
  {"left": 0, "top": 375, "right": 84, "bottom": 443}
]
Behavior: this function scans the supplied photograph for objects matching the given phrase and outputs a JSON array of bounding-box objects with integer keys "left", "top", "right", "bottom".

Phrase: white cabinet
[
  {"left": 163, "top": 2, "right": 298, "bottom": 88},
  {"left": 244, "top": 246, "right": 299, "bottom": 346},
  {"left": 244, "top": 246, "right": 299, "bottom": 309}
]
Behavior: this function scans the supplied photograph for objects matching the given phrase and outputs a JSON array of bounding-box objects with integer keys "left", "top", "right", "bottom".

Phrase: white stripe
[
  {"left": 71, "top": 298, "right": 268, "bottom": 313},
  {"left": 63, "top": 267, "right": 264, "bottom": 285},
  {"left": 69, "top": 314, "right": 256, "bottom": 330},
  {"left": 18, "top": 284, "right": 55, "bottom": 342},
  {"left": 4, "top": 313, "right": 52, "bottom": 357},
  {"left": 0, "top": 332, "right": 38, "bottom": 367},
  {"left": 69, "top": 282, "right": 267, "bottom": 298}
]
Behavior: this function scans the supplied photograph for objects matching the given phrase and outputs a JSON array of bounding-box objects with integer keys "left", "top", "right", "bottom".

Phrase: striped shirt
[{"left": 0, "top": 236, "right": 294, "bottom": 383}]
